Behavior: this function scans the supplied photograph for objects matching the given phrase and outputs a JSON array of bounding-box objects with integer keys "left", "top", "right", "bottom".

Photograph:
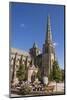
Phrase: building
[
  {"left": 42, "top": 16, "right": 55, "bottom": 77},
  {"left": 10, "top": 16, "right": 56, "bottom": 85}
]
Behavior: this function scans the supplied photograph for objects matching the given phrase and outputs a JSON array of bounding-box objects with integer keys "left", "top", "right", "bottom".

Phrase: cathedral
[{"left": 10, "top": 16, "right": 56, "bottom": 85}]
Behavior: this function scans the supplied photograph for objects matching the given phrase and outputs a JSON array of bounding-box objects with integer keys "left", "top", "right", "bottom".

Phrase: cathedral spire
[
  {"left": 45, "top": 15, "right": 52, "bottom": 43},
  {"left": 42, "top": 16, "right": 55, "bottom": 77}
]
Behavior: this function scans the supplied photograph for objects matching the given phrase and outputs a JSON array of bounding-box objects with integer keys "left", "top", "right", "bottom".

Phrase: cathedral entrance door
[{"left": 31, "top": 71, "right": 36, "bottom": 83}]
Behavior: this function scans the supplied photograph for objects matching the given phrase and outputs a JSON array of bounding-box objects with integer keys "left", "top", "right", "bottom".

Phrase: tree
[
  {"left": 36, "top": 68, "right": 41, "bottom": 81},
  {"left": 61, "top": 69, "right": 65, "bottom": 81},
  {"left": 20, "top": 84, "right": 31, "bottom": 95},
  {"left": 48, "top": 70, "right": 53, "bottom": 81},
  {"left": 49, "top": 61, "right": 62, "bottom": 82},
  {"left": 16, "top": 64, "right": 26, "bottom": 83},
  {"left": 24, "top": 67, "right": 28, "bottom": 81}
]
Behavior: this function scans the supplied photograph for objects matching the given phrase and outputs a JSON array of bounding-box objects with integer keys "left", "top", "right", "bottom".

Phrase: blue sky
[{"left": 10, "top": 2, "right": 65, "bottom": 69}]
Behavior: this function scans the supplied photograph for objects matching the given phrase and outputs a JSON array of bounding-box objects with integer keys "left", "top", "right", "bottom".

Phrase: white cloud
[{"left": 53, "top": 42, "right": 58, "bottom": 46}]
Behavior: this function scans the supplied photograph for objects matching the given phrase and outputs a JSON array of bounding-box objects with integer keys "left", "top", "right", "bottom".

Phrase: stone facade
[
  {"left": 42, "top": 16, "right": 55, "bottom": 77},
  {"left": 10, "top": 47, "right": 39, "bottom": 84},
  {"left": 10, "top": 16, "right": 56, "bottom": 85}
]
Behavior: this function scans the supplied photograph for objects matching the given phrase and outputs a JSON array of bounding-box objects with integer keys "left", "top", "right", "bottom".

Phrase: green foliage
[
  {"left": 49, "top": 61, "right": 62, "bottom": 82},
  {"left": 61, "top": 70, "right": 64, "bottom": 81},
  {"left": 36, "top": 68, "right": 41, "bottom": 81},
  {"left": 24, "top": 67, "right": 28, "bottom": 81},
  {"left": 16, "top": 64, "right": 26, "bottom": 82},
  {"left": 48, "top": 71, "right": 53, "bottom": 81},
  {"left": 20, "top": 84, "right": 31, "bottom": 95}
]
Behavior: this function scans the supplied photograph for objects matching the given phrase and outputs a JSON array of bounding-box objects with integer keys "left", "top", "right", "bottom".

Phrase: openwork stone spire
[
  {"left": 45, "top": 16, "right": 52, "bottom": 43},
  {"left": 33, "top": 42, "right": 38, "bottom": 48}
]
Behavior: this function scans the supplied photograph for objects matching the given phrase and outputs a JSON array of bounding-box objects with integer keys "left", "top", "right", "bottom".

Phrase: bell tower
[{"left": 42, "top": 16, "right": 55, "bottom": 77}]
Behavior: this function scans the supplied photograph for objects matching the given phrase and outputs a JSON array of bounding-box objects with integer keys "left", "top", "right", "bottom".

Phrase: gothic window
[
  {"left": 45, "top": 47, "right": 48, "bottom": 53},
  {"left": 36, "top": 50, "right": 39, "bottom": 55},
  {"left": 52, "top": 59, "right": 54, "bottom": 64},
  {"left": 27, "top": 61, "right": 30, "bottom": 66},
  {"left": 22, "top": 60, "right": 25, "bottom": 65},
  {"left": 11, "top": 57, "right": 14, "bottom": 65},
  {"left": 11, "top": 65, "right": 13, "bottom": 72},
  {"left": 16, "top": 58, "right": 20, "bottom": 65},
  {"left": 20, "top": 57, "right": 23, "bottom": 65}
]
